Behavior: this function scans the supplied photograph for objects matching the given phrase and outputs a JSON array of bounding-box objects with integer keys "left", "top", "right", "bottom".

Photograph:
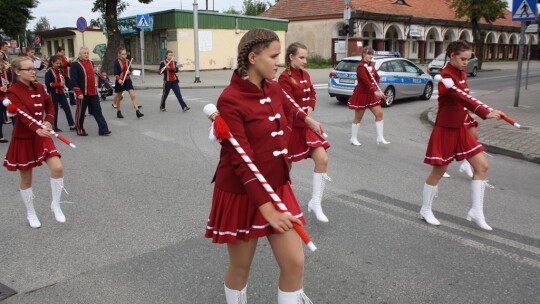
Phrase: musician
[
  {"left": 113, "top": 47, "right": 143, "bottom": 119},
  {"left": 0, "top": 56, "right": 10, "bottom": 142},
  {"left": 0, "top": 41, "right": 10, "bottom": 63},
  {"left": 158, "top": 50, "right": 190, "bottom": 112},
  {"left": 25, "top": 47, "right": 46, "bottom": 71},
  {"left": 70, "top": 46, "right": 111, "bottom": 136},
  {"left": 45, "top": 55, "right": 76, "bottom": 132},
  {"left": 56, "top": 47, "right": 76, "bottom": 105}
]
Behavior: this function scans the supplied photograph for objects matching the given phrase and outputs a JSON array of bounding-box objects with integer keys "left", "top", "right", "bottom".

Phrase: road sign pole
[
  {"left": 140, "top": 29, "right": 145, "bottom": 83},
  {"left": 513, "top": 22, "right": 526, "bottom": 107},
  {"left": 525, "top": 34, "right": 531, "bottom": 90},
  {"left": 193, "top": 0, "right": 201, "bottom": 83}
]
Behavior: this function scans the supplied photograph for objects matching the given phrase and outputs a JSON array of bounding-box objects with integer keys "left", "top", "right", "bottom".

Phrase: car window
[
  {"left": 401, "top": 60, "right": 420, "bottom": 73},
  {"left": 470, "top": 53, "right": 476, "bottom": 59},
  {"left": 435, "top": 53, "right": 447, "bottom": 61},
  {"left": 388, "top": 60, "right": 405, "bottom": 72},
  {"left": 335, "top": 61, "right": 359, "bottom": 72},
  {"left": 379, "top": 62, "right": 390, "bottom": 72}
]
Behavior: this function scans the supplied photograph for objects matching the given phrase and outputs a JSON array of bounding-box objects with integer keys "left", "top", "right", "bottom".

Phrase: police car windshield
[{"left": 335, "top": 60, "right": 359, "bottom": 72}]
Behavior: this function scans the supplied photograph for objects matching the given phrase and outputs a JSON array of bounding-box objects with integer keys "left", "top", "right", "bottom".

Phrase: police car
[{"left": 328, "top": 52, "right": 433, "bottom": 107}]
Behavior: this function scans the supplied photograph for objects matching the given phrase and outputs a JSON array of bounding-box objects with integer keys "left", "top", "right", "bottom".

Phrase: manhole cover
[{"left": 0, "top": 282, "right": 17, "bottom": 301}]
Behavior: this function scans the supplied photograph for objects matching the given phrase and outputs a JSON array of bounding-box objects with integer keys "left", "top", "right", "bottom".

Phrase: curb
[{"left": 421, "top": 106, "right": 540, "bottom": 165}]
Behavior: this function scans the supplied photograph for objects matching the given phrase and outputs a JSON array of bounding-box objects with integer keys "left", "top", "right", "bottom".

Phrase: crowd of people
[{"left": 0, "top": 29, "right": 506, "bottom": 303}]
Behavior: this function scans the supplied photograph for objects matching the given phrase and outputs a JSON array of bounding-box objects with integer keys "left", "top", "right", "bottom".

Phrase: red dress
[
  {"left": 424, "top": 65, "right": 492, "bottom": 166},
  {"left": 278, "top": 67, "right": 329, "bottom": 162},
  {"left": 3, "top": 82, "right": 60, "bottom": 171},
  {"left": 205, "top": 71, "right": 308, "bottom": 245},
  {"left": 348, "top": 60, "right": 382, "bottom": 110}
]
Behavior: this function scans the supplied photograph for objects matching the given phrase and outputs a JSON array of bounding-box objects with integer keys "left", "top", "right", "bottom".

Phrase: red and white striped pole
[
  {"left": 281, "top": 89, "right": 328, "bottom": 138},
  {"left": 364, "top": 64, "right": 388, "bottom": 105},
  {"left": 203, "top": 104, "right": 317, "bottom": 251},
  {"left": 435, "top": 75, "right": 521, "bottom": 129},
  {"left": 3, "top": 98, "right": 76, "bottom": 148}
]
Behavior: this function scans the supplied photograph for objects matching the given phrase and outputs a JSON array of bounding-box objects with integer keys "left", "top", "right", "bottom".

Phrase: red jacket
[
  {"left": 59, "top": 55, "right": 70, "bottom": 77},
  {"left": 353, "top": 60, "right": 379, "bottom": 94},
  {"left": 0, "top": 66, "right": 9, "bottom": 100},
  {"left": 278, "top": 67, "right": 316, "bottom": 128},
  {"left": 214, "top": 71, "right": 308, "bottom": 207},
  {"left": 7, "top": 81, "right": 54, "bottom": 139},
  {"left": 436, "top": 64, "right": 492, "bottom": 128}
]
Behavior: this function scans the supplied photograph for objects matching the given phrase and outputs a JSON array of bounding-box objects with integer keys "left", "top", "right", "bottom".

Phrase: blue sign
[
  {"left": 76, "top": 17, "right": 87, "bottom": 32},
  {"left": 136, "top": 14, "right": 151, "bottom": 29},
  {"left": 512, "top": 0, "right": 537, "bottom": 21},
  {"left": 119, "top": 16, "right": 154, "bottom": 34}
]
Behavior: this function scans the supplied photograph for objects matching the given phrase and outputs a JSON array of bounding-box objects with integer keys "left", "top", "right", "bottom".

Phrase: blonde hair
[{"left": 236, "top": 28, "right": 279, "bottom": 77}]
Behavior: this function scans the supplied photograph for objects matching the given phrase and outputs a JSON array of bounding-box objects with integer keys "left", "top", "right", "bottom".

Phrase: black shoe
[
  {"left": 77, "top": 130, "right": 88, "bottom": 136},
  {"left": 0, "top": 138, "right": 8, "bottom": 143},
  {"left": 69, "top": 126, "right": 77, "bottom": 131},
  {"left": 136, "top": 110, "right": 144, "bottom": 118},
  {"left": 183, "top": 106, "right": 191, "bottom": 112},
  {"left": 137, "top": 105, "right": 142, "bottom": 109},
  {"left": 53, "top": 128, "right": 63, "bottom": 133},
  {"left": 117, "top": 111, "right": 124, "bottom": 119},
  {"left": 99, "top": 131, "right": 112, "bottom": 136}
]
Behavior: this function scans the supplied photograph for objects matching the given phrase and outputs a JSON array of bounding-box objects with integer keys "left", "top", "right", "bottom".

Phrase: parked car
[
  {"left": 428, "top": 52, "right": 479, "bottom": 77},
  {"left": 328, "top": 56, "right": 434, "bottom": 107}
]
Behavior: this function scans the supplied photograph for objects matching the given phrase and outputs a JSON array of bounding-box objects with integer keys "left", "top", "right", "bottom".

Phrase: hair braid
[{"left": 236, "top": 29, "right": 280, "bottom": 77}]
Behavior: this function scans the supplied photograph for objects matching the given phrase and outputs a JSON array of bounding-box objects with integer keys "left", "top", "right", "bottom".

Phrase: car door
[
  {"left": 401, "top": 59, "right": 427, "bottom": 97},
  {"left": 387, "top": 59, "right": 409, "bottom": 97}
]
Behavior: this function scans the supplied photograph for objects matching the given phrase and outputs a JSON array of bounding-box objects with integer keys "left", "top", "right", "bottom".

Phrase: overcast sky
[{"left": 28, "top": 0, "right": 246, "bottom": 29}]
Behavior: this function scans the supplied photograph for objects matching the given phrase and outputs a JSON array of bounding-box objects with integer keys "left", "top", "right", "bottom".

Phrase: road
[{"left": 0, "top": 69, "right": 539, "bottom": 303}]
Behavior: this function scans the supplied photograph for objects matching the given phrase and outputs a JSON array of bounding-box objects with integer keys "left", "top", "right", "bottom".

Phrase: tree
[
  {"left": 448, "top": 0, "right": 507, "bottom": 69},
  {"left": 92, "top": 0, "right": 153, "bottom": 73},
  {"left": 223, "top": 6, "right": 242, "bottom": 15},
  {"left": 243, "top": 0, "right": 270, "bottom": 16},
  {"left": 33, "top": 16, "right": 51, "bottom": 33},
  {"left": 0, "top": 0, "right": 38, "bottom": 38}
]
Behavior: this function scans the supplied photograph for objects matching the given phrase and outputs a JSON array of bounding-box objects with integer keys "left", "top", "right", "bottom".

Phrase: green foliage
[
  {"left": 0, "top": 0, "right": 38, "bottom": 37},
  {"left": 223, "top": 6, "right": 242, "bottom": 15},
  {"left": 305, "top": 54, "right": 333, "bottom": 69},
  {"left": 33, "top": 16, "right": 51, "bottom": 33},
  {"left": 243, "top": 0, "right": 270, "bottom": 16}
]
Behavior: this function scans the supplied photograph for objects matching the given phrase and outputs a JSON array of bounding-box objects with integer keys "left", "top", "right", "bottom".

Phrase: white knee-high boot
[
  {"left": 308, "top": 173, "right": 330, "bottom": 222},
  {"left": 459, "top": 161, "right": 473, "bottom": 179},
  {"left": 278, "top": 288, "right": 313, "bottom": 304},
  {"left": 420, "top": 183, "right": 440, "bottom": 226},
  {"left": 20, "top": 188, "right": 41, "bottom": 228},
  {"left": 224, "top": 284, "right": 247, "bottom": 304},
  {"left": 50, "top": 178, "right": 66, "bottom": 223},
  {"left": 467, "top": 180, "right": 492, "bottom": 231},
  {"left": 350, "top": 123, "right": 361, "bottom": 146},
  {"left": 375, "top": 120, "right": 390, "bottom": 144}
]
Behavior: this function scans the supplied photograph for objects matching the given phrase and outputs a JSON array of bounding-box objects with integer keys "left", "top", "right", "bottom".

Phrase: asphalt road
[{"left": 0, "top": 71, "right": 539, "bottom": 303}]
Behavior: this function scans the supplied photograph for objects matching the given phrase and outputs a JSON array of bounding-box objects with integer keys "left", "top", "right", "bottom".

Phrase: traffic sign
[
  {"left": 512, "top": 0, "right": 537, "bottom": 21},
  {"left": 525, "top": 24, "right": 538, "bottom": 33},
  {"left": 136, "top": 14, "right": 150, "bottom": 29},
  {"left": 76, "top": 17, "right": 88, "bottom": 32}
]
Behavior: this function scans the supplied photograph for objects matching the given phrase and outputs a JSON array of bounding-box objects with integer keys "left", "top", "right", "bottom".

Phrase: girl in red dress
[
  {"left": 113, "top": 47, "right": 143, "bottom": 119},
  {"left": 348, "top": 47, "right": 389, "bottom": 146},
  {"left": 421, "top": 41, "right": 504, "bottom": 231},
  {"left": 3, "top": 57, "right": 68, "bottom": 228},
  {"left": 205, "top": 29, "right": 322, "bottom": 304},
  {"left": 278, "top": 42, "right": 331, "bottom": 223}
]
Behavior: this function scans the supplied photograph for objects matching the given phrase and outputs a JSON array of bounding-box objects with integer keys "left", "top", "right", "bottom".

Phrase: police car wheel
[{"left": 382, "top": 87, "right": 395, "bottom": 107}]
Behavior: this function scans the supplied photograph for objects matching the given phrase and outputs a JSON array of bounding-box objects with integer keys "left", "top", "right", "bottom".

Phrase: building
[
  {"left": 260, "top": 0, "right": 538, "bottom": 63},
  {"left": 118, "top": 9, "right": 288, "bottom": 70},
  {"left": 39, "top": 27, "right": 107, "bottom": 61}
]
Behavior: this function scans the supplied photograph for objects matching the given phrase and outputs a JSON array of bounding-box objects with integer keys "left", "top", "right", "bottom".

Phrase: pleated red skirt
[
  {"left": 348, "top": 91, "right": 381, "bottom": 110},
  {"left": 424, "top": 125, "right": 484, "bottom": 166},
  {"left": 288, "top": 127, "right": 330, "bottom": 162},
  {"left": 464, "top": 114, "right": 479, "bottom": 128},
  {"left": 3, "top": 135, "right": 60, "bottom": 171},
  {"left": 205, "top": 182, "right": 306, "bottom": 245}
]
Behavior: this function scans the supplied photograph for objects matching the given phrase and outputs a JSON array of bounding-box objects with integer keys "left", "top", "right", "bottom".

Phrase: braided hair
[
  {"left": 284, "top": 42, "right": 307, "bottom": 84},
  {"left": 443, "top": 40, "right": 472, "bottom": 68},
  {"left": 236, "top": 28, "right": 280, "bottom": 78}
]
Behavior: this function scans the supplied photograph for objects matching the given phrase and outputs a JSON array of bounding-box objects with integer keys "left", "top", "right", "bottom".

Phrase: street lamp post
[{"left": 193, "top": 0, "right": 201, "bottom": 83}]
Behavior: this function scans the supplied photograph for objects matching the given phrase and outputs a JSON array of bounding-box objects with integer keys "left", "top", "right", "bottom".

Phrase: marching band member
[
  {"left": 113, "top": 47, "right": 143, "bottom": 119},
  {"left": 278, "top": 42, "right": 331, "bottom": 222},
  {"left": 158, "top": 50, "right": 190, "bottom": 112},
  {"left": 1, "top": 56, "right": 10, "bottom": 142},
  {"left": 348, "top": 46, "right": 390, "bottom": 146},
  {"left": 45, "top": 55, "right": 76, "bottom": 132},
  {"left": 205, "top": 28, "right": 321, "bottom": 304},
  {"left": 70, "top": 46, "right": 111, "bottom": 136},
  {"left": 25, "top": 47, "right": 46, "bottom": 71},
  {"left": 56, "top": 47, "right": 76, "bottom": 105},
  {"left": 3, "top": 56, "right": 69, "bottom": 228},
  {"left": 421, "top": 40, "right": 504, "bottom": 231}
]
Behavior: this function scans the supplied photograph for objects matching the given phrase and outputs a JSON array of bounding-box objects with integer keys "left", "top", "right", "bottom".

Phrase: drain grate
[{"left": 0, "top": 282, "right": 17, "bottom": 301}]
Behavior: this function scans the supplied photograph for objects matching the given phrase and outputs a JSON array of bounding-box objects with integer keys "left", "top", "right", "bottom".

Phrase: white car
[
  {"left": 428, "top": 52, "right": 479, "bottom": 77},
  {"left": 328, "top": 56, "right": 434, "bottom": 107}
]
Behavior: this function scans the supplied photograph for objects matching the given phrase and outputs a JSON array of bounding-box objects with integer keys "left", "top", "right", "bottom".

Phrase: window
[
  {"left": 379, "top": 62, "right": 390, "bottom": 72},
  {"left": 388, "top": 60, "right": 405, "bottom": 72},
  {"left": 412, "top": 41, "right": 418, "bottom": 53},
  {"left": 335, "top": 60, "right": 360, "bottom": 72},
  {"left": 401, "top": 60, "right": 419, "bottom": 73}
]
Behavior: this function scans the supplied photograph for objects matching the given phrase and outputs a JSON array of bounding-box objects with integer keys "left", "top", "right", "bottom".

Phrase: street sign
[
  {"left": 136, "top": 14, "right": 151, "bottom": 29},
  {"left": 525, "top": 24, "right": 538, "bottom": 33},
  {"left": 512, "top": 0, "right": 537, "bottom": 21},
  {"left": 76, "top": 17, "right": 88, "bottom": 32}
]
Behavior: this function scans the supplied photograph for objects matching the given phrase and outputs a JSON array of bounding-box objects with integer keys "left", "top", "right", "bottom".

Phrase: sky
[{"left": 27, "top": 0, "right": 247, "bottom": 30}]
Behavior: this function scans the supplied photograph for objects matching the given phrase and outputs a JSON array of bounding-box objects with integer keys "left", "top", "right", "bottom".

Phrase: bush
[{"left": 305, "top": 54, "right": 333, "bottom": 68}]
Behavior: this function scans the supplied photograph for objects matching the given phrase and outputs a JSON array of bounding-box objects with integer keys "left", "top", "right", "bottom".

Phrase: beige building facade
[{"left": 40, "top": 28, "right": 107, "bottom": 61}]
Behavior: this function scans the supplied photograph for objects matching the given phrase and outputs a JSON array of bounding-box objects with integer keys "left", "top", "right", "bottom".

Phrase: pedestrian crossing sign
[
  {"left": 136, "top": 14, "right": 151, "bottom": 28},
  {"left": 512, "top": 0, "right": 537, "bottom": 21}
]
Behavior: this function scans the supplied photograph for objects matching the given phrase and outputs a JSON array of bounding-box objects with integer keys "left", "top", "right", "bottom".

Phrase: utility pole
[
  {"left": 344, "top": 0, "right": 350, "bottom": 57},
  {"left": 193, "top": 0, "right": 201, "bottom": 83}
]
